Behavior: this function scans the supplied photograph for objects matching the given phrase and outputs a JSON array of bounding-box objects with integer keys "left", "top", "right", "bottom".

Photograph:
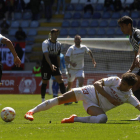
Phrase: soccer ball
[{"left": 1, "top": 107, "right": 16, "bottom": 122}]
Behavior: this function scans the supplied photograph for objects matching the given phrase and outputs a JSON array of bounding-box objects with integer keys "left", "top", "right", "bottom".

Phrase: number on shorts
[{"left": 82, "top": 88, "right": 89, "bottom": 94}]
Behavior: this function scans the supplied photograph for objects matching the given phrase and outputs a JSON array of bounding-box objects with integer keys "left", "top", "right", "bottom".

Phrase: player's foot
[
  {"left": 131, "top": 115, "right": 140, "bottom": 121},
  {"left": 75, "top": 101, "right": 78, "bottom": 103},
  {"left": 64, "top": 102, "right": 73, "bottom": 105},
  {"left": 24, "top": 112, "right": 34, "bottom": 121},
  {"left": 61, "top": 114, "right": 77, "bottom": 123},
  {"left": 42, "top": 98, "right": 45, "bottom": 102}
]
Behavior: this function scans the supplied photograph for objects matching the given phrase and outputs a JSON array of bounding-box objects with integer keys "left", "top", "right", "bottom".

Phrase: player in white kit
[
  {"left": 24, "top": 72, "right": 140, "bottom": 123},
  {"left": 65, "top": 35, "right": 96, "bottom": 104}
]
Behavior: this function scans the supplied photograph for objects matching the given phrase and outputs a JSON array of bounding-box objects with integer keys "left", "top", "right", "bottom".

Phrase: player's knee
[{"left": 98, "top": 114, "right": 108, "bottom": 123}]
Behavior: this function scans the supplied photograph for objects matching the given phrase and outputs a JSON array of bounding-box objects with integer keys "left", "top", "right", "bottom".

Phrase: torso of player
[
  {"left": 99, "top": 82, "right": 131, "bottom": 112},
  {"left": 83, "top": 77, "right": 139, "bottom": 112},
  {"left": 66, "top": 45, "right": 89, "bottom": 70},
  {"left": 42, "top": 39, "right": 61, "bottom": 67},
  {"left": 129, "top": 28, "right": 140, "bottom": 52}
]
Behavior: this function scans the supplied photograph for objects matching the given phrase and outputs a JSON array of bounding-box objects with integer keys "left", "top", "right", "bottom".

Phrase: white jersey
[
  {"left": 82, "top": 76, "right": 140, "bottom": 112},
  {"left": 65, "top": 44, "right": 90, "bottom": 70}
]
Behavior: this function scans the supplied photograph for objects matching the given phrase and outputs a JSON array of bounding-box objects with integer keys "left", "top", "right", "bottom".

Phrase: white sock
[
  {"left": 29, "top": 98, "right": 59, "bottom": 114},
  {"left": 74, "top": 114, "right": 107, "bottom": 123}
]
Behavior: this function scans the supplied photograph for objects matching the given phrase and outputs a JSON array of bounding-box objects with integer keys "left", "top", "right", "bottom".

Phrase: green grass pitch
[{"left": 0, "top": 94, "right": 140, "bottom": 140}]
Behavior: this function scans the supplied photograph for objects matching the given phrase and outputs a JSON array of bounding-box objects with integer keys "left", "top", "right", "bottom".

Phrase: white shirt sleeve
[
  {"left": 127, "top": 95, "right": 140, "bottom": 107},
  {"left": 103, "top": 76, "right": 121, "bottom": 87},
  {"left": 85, "top": 45, "right": 90, "bottom": 53},
  {"left": 65, "top": 47, "right": 73, "bottom": 57},
  {"left": 42, "top": 41, "right": 48, "bottom": 53}
]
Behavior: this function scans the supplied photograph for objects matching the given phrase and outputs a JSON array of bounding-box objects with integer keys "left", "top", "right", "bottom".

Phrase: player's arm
[
  {"left": 94, "top": 79, "right": 120, "bottom": 106},
  {"left": 44, "top": 52, "right": 56, "bottom": 71},
  {"left": 128, "top": 51, "right": 137, "bottom": 72},
  {"left": 136, "top": 104, "right": 140, "bottom": 111},
  {"left": 88, "top": 49, "right": 96, "bottom": 67},
  {"left": 1, "top": 37, "right": 21, "bottom": 67}
]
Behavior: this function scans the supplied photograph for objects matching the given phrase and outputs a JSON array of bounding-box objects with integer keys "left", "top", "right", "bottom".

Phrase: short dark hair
[
  {"left": 51, "top": 28, "right": 59, "bottom": 33},
  {"left": 121, "top": 73, "right": 138, "bottom": 86},
  {"left": 118, "top": 16, "right": 133, "bottom": 26},
  {"left": 74, "top": 35, "right": 81, "bottom": 39}
]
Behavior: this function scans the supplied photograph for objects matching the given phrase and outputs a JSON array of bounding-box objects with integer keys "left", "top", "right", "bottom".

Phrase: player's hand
[
  {"left": 14, "top": 56, "right": 21, "bottom": 67},
  {"left": 71, "top": 62, "right": 77, "bottom": 67},
  {"left": 127, "top": 69, "right": 132, "bottom": 73},
  {"left": 135, "top": 58, "right": 140, "bottom": 68},
  {"left": 92, "top": 60, "right": 96, "bottom": 67},
  {"left": 108, "top": 97, "right": 121, "bottom": 106},
  {"left": 51, "top": 65, "right": 57, "bottom": 71}
]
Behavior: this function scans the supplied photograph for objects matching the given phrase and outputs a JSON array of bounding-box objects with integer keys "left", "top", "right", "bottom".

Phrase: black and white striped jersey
[
  {"left": 129, "top": 28, "right": 140, "bottom": 52},
  {"left": 42, "top": 39, "right": 61, "bottom": 66}
]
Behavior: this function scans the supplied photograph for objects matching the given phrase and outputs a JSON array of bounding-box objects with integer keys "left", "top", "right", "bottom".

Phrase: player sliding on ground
[{"left": 24, "top": 73, "right": 140, "bottom": 123}]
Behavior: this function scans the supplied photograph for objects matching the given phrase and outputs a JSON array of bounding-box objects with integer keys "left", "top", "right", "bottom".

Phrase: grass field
[{"left": 0, "top": 94, "right": 140, "bottom": 140}]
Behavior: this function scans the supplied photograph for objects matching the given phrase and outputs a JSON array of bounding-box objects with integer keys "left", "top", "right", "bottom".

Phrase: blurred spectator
[
  {"left": 23, "top": 0, "right": 30, "bottom": 10},
  {"left": 30, "top": 0, "right": 40, "bottom": 20},
  {"left": 32, "top": 61, "right": 41, "bottom": 77},
  {"left": 113, "top": 0, "right": 123, "bottom": 11},
  {"left": 15, "top": 0, "right": 25, "bottom": 12},
  {"left": 0, "top": 18, "right": 9, "bottom": 35},
  {"left": 55, "top": 0, "right": 65, "bottom": 14},
  {"left": 5, "top": 0, "right": 15, "bottom": 20},
  {"left": 84, "top": 0, "right": 94, "bottom": 15},
  {"left": 43, "top": 0, "right": 54, "bottom": 22},
  {"left": 15, "top": 26, "right": 27, "bottom": 41},
  {"left": 104, "top": 0, "right": 114, "bottom": 11},
  {"left": 0, "top": 0, "right": 6, "bottom": 20},
  {"left": 129, "top": 0, "right": 140, "bottom": 11}
]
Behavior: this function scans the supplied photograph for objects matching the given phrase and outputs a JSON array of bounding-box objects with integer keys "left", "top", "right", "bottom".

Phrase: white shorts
[
  {"left": 72, "top": 87, "right": 100, "bottom": 112},
  {"left": 68, "top": 69, "right": 84, "bottom": 82}
]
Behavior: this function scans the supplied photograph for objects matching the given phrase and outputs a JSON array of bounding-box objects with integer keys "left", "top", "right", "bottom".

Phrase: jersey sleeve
[
  {"left": 42, "top": 41, "right": 48, "bottom": 53},
  {"left": 65, "top": 47, "right": 73, "bottom": 57},
  {"left": 103, "top": 76, "right": 120, "bottom": 87},
  {"left": 127, "top": 94, "right": 140, "bottom": 107},
  {"left": 85, "top": 45, "right": 90, "bottom": 53},
  {"left": 134, "top": 30, "right": 140, "bottom": 45}
]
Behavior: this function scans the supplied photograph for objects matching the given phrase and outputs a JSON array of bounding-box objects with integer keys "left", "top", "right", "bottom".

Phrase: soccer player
[
  {"left": 65, "top": 35, "right": 96, "bottom": 104},
  {"left": 0, "top": 34, "right": 21, "bottom": 83},
  {"left": 51, "top": 53, "right": 67, "bottom": 98},
  {"left": 40, "top": 28, "right": 66, "bottom": 102},
  {"left": 24, "top": 72, "right": 140, "bottom": 123},
  {"left": 118, "top": 16, "right": 140, "bottom": 100}
]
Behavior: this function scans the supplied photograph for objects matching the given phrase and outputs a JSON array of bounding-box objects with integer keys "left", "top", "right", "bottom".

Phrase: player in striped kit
[
  {"left": 65, "top": 35, "right": 96, "bottom": 104},
  {"left": 118, "top": 16, "right": 140, "bottom": 100},
  {"left": 24, "top": 72, "right": 140, "bottom": 123},
  {"left": 40, "top": 28, "right": 66, "bottom": 102},
  {"left": 0, "top": 34, "right": 21, "bottom": 84}
]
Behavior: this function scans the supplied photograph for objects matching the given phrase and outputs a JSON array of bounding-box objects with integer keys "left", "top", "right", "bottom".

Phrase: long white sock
[
  {"left": 74, "top": 114, "right": 107, "bottom": 123},
  {"left": 29, "top": 98, "right": 59, "bottom": 114}
]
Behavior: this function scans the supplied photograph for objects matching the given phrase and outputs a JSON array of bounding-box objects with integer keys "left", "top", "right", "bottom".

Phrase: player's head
[
  {"left": 36, "top": 61, "right": 40, "bottom": 66},
  {"left": 74, "top": 35, "right": 81, "bottom": 46},
  {"left": 50, "top": 28, "right": 59, "bottom": 40},
  {"left": 118, "top": 16, "right": 133, "bottom": 35},
  {"left": 119, "top": 73, "right": 138, "bottom": 91}
]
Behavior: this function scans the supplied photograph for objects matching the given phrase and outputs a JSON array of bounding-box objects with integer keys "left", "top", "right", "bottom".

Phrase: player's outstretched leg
[
  {"left": 24, "top": 91, "right": 77, "bottom": 121},
  {"left": 61, "top": 114, "right": 77, "bottom": 123}
]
